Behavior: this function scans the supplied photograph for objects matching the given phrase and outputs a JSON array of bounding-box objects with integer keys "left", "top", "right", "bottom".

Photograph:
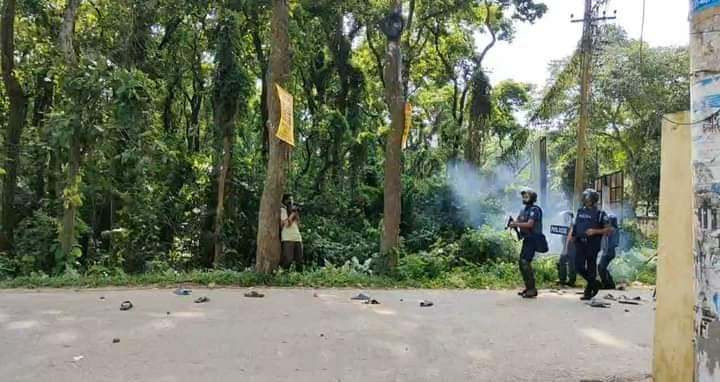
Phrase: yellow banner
[
  {"left": 402, "top": 102, "right": 412, "bottom": 148},
  {"left": 275, "top": 83, "right": 295, "bottom": 146}
]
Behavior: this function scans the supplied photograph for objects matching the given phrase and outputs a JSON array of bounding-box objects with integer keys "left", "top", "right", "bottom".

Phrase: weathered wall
[
  {"left": 654, "top": 112, "right": 694, "bottom": 382},
  {"left": 691, "top": 1, "right": 720, "bottom": 379}
]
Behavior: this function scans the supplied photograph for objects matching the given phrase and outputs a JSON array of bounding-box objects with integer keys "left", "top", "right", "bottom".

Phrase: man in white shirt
[{"left": 280, "top": 193, "right": 303, "bottom": 270}]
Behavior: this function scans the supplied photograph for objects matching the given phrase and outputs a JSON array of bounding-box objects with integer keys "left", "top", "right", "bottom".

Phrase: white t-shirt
[{"left": 280, "top": 206, "right": 302, "bottom": 242}]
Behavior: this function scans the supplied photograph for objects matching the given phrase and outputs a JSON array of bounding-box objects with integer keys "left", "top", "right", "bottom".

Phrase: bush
[
  {"left": 397, "top": 251, "right": 454, "bottom": 280},
  {"left": 621, "top": 221, "right": 657, "bottom": 249},
  {"left": 457, "top": 226, "right": 519, "bottom": 264},
  {"left": 14, "top": 211, "right": 61, "bottom": 275},
  {"left": 302, "top": 215, "right": 380, "bottom": 266},
  {"left": 611, "top": 247, "right": 656, "bottom": 284},
  {"left": 0, "top": 254, "right": 17, "bottom": 279}
]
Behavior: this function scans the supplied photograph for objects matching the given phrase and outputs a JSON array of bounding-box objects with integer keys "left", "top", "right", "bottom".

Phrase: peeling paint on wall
[{"left": 692, "top": 2, "right": 720, "bottom": 380}]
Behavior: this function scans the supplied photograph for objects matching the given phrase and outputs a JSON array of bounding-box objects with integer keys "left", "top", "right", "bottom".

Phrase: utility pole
[
  {"left": 570, "top": 0, "right": 615, "bottom": 209},
  {"left": 690, "top": 1, "right": 720, "bottom": 379}
]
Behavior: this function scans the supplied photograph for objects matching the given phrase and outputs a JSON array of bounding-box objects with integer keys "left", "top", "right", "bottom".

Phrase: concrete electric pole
[
  {"left": 570, "top": 0, "right": 615, "bottom": 209},
  {"left": 690, "top": 1, "right": 720, "bottom": 379}
]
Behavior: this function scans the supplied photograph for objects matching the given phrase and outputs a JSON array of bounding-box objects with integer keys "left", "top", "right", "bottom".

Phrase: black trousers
[
  {"left": 598, "top": 247, "right": 616, "bottom": 289},
  {"left": 281, "top": 241, "right": 304, "bottom": 270},
  {"left": 519, "top": 236, "right": 536, "bottom": 292},
  {"left": 557, "top": 241, "right": 576, "bottom": 284},
  {"left": 575, "top": 240, "right": 600, "bottom": 295}
]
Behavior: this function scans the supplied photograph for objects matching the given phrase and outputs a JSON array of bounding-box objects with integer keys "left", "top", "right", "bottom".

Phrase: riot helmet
[
  {"left": 581, "top": 188, "right": 600, "bottom": 207},
  {"left": 520, "top": 188, "right": 538, "bottom": 205}
]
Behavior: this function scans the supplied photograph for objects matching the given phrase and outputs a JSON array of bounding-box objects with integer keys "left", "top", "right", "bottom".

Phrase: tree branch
[
  {"left": 475, "top": 0, "right": 497, "bottom": 65},
  {"left": 366, "top": 28, "right": 385, "bottom": 87}
]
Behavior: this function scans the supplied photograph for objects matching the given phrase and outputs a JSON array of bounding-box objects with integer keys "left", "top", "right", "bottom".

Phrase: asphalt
[{"left": 0, "top": 288, "right": 654, "bottom": 382}]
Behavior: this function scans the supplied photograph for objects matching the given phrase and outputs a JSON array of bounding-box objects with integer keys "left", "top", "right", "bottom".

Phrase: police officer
[
  {"left": 557, "top": 211, "right": 577, "bottom": 286},
  {"left": 598, "top": 214, "right": 619, "bottom": 289},
  {"left": 567, "top": 189, "right": 614, "bottom": 300},
  {"left": 509, "top": 188, "right": 543, "bottom": 299}
]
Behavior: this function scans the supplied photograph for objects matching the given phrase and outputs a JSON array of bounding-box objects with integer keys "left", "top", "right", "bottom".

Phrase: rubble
[{"left": 350, "top": 293, "right": 370, "bottom": 301}]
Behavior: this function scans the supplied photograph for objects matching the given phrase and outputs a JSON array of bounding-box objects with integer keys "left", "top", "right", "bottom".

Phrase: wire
[
  {"left": 661, "top": 108, "right": 720, "bottom": 126},
  {"left": 639, "top": 0, "right": 646, "bottom": 65}
]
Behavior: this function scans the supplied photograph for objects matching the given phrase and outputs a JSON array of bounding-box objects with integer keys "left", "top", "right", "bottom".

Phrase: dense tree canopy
[{"left": 0, "top": 1, "right": 685, "bottom": 278}]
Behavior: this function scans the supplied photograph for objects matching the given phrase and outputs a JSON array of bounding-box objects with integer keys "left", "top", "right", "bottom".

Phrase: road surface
[{"left": 0, "top": 288, "right": 653, "bottom": 382}]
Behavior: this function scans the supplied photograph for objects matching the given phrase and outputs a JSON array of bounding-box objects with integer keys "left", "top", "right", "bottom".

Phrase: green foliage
[
  {"left": 611, "top": 247, "right": 656, "bottom": 284},
  {"left": 457, "top": 227, "right": 518, "bottom": 264},
  {"left": 620, "top": 221, "right": 658, "bottom": 250},
  {"left": 0, "top": 0, "right": 676, "bottom": 288}
]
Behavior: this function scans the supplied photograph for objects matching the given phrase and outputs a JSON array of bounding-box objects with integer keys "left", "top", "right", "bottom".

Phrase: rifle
[{"left": 506, "top": 216, "right": 521, "bottom": 241}]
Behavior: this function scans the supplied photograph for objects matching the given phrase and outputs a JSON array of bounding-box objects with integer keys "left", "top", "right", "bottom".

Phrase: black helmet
[
  {"left": 608, "top": 213, "right": 618, "bottom": 228},
  {"left": 582, "top": 188, "right": 600, "bottom": 205},
  {"left": 520, "top": 188, "right": 538, "bottom": 204}
]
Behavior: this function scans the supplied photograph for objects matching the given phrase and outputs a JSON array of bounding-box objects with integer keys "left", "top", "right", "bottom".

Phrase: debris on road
[
  {"left": 112, "top": 338, "right": 120, "bottom": 344},
  {"left": 351, "top": 293, "right": 370, "bottom": 301},
  {"left": 73, "top": 355, "right": 84, "bottom": 362},
  {"left": 313, "top": 292, "right": 319, "bottom": 298},
  {"left": 603, "top": 294, "right": 616, "bottom": 301},
  {"left": 244, "top": 291, "right": 265, "bottom": 298},
  {"left": 616, "top": 295, "right": 643, "bottom": 305},
  {"left": 587, "top": 300, "right": 611, "bottom": 308},
  {"left": 99, "top": 296, "right": 105, "bottom": 301},
  {"left": 420, "top": 300, "right": 434, "bottom": 307},
  {"left": 174, "top": 288, "right": 192, "bottom": 296},
  {"left": 166, "top": 312, "right": 171, "bottom": 315},
  {"left": 119, "top": 301, "right": 133, "bottom": 311},
  {"left": 194, "top": 296, "right": 210, "bottom": 304},
  {"left": 363, "top": 299, "right": 380, "bottom": 305}
]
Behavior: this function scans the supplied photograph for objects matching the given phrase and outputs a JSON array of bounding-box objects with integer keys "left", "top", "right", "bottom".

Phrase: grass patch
[{"left": 0, "top": 256, "right": 653, "bottom": 290}]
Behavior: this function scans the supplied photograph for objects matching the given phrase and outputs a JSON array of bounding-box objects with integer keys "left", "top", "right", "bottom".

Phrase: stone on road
[{"left": 0, "top": 288, "right": 653, "bottom": 382}]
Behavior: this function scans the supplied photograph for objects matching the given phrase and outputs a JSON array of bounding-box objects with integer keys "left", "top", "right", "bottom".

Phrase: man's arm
[
  {"left": 586, "top": 212, "right": 614, "bottom": 237},
  {"left": 513, "top": 219, "right": 535, "bottom": 230},
  {"left": 586, "top": 224, "right": 613, "bottom": 237}
]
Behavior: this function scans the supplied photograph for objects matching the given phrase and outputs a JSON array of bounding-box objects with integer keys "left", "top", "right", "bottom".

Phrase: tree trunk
[
  {"left": 255, "top": 0, "right": 291, "bottom": 274},
  {"left": 213, "top": 135, "right": 232, "bottom": 266},
  {"left": 0, "top": 0, "right": 29, "bottom": 250},
  {"left": 380, "top": 1, "right": 405, "bottom": 266},
  {"left": 60, "top": 139, "right": 81, "bottom": 255},
  {"left": 211, "top": 10, "right": 243, "bottom": 267},
  {"left": 58, "top": 0, "right": 82, "bottom": 257},
  {"left": 30, "top": 73, "right": 54, "bottom": 205}
]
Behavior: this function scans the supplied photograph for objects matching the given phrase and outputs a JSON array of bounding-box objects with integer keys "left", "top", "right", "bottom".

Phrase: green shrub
[
  {"left": 397, "top": 251, "right": 454, "bottom": 280},
  {"left": 612, "top": 247, "right": 656, "bottom": 284},
  {"left": 457, "top": 226, "right": 519, "bottom": 264},
  {"left": 14, "top": 211, "right": 61, "bottom": 275},
  {"left": 0, "top": 254, "right": 17, "bottom": 279}
]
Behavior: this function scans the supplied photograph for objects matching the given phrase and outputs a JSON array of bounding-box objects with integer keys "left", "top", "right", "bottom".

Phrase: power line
[{"left": 639, "top": 0, "right": 646, "bottom": 65}]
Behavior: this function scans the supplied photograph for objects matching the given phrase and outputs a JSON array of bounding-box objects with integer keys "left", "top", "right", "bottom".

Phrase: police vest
[{"left": 573, "top": 207, "right": 608, "bottom": 244}]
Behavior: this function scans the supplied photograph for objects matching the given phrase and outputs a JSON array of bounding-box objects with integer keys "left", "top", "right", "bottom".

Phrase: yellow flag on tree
[
  {"left": 402, "top": 102, "right": 412, "bottom": 148},
  {"left": 275, "top": 83, "right": 295, "bottom": 146}
]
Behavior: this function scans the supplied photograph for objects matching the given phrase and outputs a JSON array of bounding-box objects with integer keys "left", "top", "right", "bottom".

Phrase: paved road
[{"left": 0, "top": 288, "right": 653, "bottom": 382}]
